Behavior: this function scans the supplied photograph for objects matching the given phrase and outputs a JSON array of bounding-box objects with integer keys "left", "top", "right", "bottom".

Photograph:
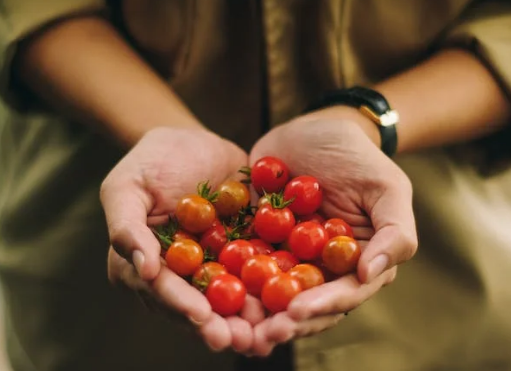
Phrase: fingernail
[
  {"left": 207, "top": 343, "right": 224, "bottom": 353},
  {"left": 188, "top": 315, "right": 204, "bottom": 327},
  {"left": 367, "top": 254, "right": 389, "bottom": 282},
  {"left": 132, "top": 250, "right": 145, "bottom": 276}
]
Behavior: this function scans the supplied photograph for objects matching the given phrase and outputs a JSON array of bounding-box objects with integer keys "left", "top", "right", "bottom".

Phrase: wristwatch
[{"left": 305, "top": 86, "right": 399, "bottom": 157}]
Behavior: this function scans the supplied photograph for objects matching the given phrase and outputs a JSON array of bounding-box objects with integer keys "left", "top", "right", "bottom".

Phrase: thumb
[
  {"left": 100, "top": 179, "right": 161, "bottom": 281},
  {"left": 358, "top": 180, "right": 418, "bottom": 284}
]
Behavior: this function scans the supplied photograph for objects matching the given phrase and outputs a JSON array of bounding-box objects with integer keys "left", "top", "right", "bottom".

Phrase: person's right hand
[{"left": 100, "top": 127, "right": 262, "bottom": 352}]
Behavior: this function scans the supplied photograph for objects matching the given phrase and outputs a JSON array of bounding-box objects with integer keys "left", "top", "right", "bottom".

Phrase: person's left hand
[{"left": 247, "top": 107, "right": 418, "bottom": 356}]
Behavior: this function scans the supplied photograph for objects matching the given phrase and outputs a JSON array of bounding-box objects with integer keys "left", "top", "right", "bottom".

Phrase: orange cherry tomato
[
  {"left": 192, "top": 262, "right": 227, "bottom": 291},
  {"left": 288, "top": 264, "right": 325, "bottom": 290},
  {"left": 322, "top": 236, "right": 361, "bottom": 276},
  {"left": 175, "top": 195, "right": 216, "bottom": 234},
  {"left": 214, "top": 180, "right": 250, "bottom": 217},
  {"left": 261, "top": 273, "right": 302, "bottom": 313},
  {"left": 165, "top": 239, "right": 204, "bottom": 276}
]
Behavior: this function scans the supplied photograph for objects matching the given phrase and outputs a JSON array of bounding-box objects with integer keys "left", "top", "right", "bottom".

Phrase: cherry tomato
[
  {"left": 269, "top": 250, "right": 299, "bottom": 272},
  {"left": 250, "top": 239, "right": 275, "bottom": 255},
  {"left": 206, "top": 273, "right": 247, "bottom": 316},
  {"left": 241, "top": 255, "right": 281, "bottom": 296},
  {"left": 322, "top": 236, "right": 361, "bottom": 276},
  {"left": 261, "top": 273, "right": 302, "bottom": 313},
  {"left": 218, "top": 239, "right": 256, "bottom": 277},
  {"left": 215, "top": 180, "right": 250, "bottom": 217},
  {"left": 283, "top": 176, "right": 322, "bottom": 216},
  {"left": 175, "top": 194, "right": 216, "bottom": 234},
  {"left": 165, "top": 239, "right": 204, "bottom": 276},
  {"left": 254, "top": 204, "right": 296, "bottom": 243},
  {"left": 251, "top": 156, "right": 290, "bottom": 194},
  {"left": 199, "top": 223, "right": 228, "bottom": 256},
  {"left": 297, "top": 213, "right": 325, "bottom": 225},
  {"left": 192, "top": 262, "right": 227, "bottom": 291},
  {"left": 257, "top": 195, "right": 271, "bottom": 208},
  {"left": 287, "top": 221, "right": 329, "bottom": 261},
  {"left": 174, "top": 229, "right": 198, "bottom": 242},
  {"left": 323, "top": 218, "right": 354, "bottom": 238},
  {"left": 288, "top": 264, "right": 325, "bottom": 290}
]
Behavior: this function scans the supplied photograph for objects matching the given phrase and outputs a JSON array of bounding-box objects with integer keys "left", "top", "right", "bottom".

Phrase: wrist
[{"left": 301, "top": 106, "right": 382, "bottom": 147}]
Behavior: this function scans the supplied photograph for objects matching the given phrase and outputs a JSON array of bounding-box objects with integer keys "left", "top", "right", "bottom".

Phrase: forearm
[
  {"left": 307, "top": 48, "right": 511, "bottom": 154},
  {"left": 16, "top": 15, "right": 202, "bottom": 147}
]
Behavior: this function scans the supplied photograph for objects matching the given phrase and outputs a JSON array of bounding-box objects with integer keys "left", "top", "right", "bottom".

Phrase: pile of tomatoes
[{"left": 152, "top": 156, "right": 361, "bottom": 317}]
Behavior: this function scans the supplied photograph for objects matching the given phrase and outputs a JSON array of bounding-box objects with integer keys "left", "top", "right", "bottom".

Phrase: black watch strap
[{"left": 305, "top": 86, "right": 399, "bottom": 157}]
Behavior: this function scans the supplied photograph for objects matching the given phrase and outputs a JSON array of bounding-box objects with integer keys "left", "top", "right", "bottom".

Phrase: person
[{"left": 0, "top": 1, "right": 510, "bottom": 371}]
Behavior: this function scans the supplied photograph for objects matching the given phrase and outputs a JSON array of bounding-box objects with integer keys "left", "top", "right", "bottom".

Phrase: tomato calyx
[
  {"left": 151, "top": 216, "right": 180, "bottom": 251},
  {"left": 263, "top": 192, "right": 294, "bottom": 210},
  {"left": 203, "top": 248, "right": 216, "bottom": 263},
  {"left": 238, "top": 166, "right": 252, "bottom": 185},
  {"left": 197, "top": 181, "right": 219, "bottom": 203}
]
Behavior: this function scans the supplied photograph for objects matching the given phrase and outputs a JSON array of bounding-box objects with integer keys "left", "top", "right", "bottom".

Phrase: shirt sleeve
[
  {"left": 439, "top": 0, "right": 511, "bottom": 176},
  {"left": 0, "top": 0, "right": 105, "bottom": 108}
]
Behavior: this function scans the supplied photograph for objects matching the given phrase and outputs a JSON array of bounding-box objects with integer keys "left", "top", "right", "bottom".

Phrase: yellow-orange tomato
[
  {"left": 175, "top": 195, "right": 216, "bottom": 234},
  {"left": 214, "top": 180, "right": 250, "bottom": 217},
  {"left": 165, "top": 239, "right": 204, "bottom": 276},
  {"left": 322, "top": 236, "right": 361, "bottom": 276},
  {"left": 192, "top": 262, "right": 227, "bottom": 291},
  {"left": 288, "top": 264, "right": 325, "bottom": 290}
]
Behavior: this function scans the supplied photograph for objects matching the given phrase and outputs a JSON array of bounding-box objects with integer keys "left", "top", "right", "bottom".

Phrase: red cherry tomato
[
  {"left": 251, "top": 156, "right": 290, "bottom": 194},
  {"left": 218, "top": 239, "right": 256, "bottom": 277},
  {"left": 283, "top": 176, "right": 323, "bottom": 216},
  {"left": 288, "top": 264, "right": 325, "bottom": 290},
  {"left": 175, "top": 194, "right": 216, "bottom": 234},
  {"left": 215, "top": 180, "right": 251, "bottom": 217},
  {"left": 206, "top": 273, "right": 247, "bottom": 316},
  {"left": 165, "top": 239, "right": 204, "bottom": 276},
  {"left": 297, "top": 213, "right": 325, "bottom": 225},
  {"left": 199, "top": 223, "right": 228, "bottom": 256},
  {"left": 192, "top": 262, "right": 227, "bottom": 291},
  {"left": 287, "top": 221, "right": 329, "bottom": 261},
  {"left": 322, "top": 236, "right": 361, "bottom": 276},
  {"left": 261, "top": 273, "right": 302, "bottom": 313},
  {"left": 269, "top": 250, "right": 299, "bottom": 272},
  {"left": 250, "top": 239, "right": 275, "bottom": 255},
  {"left": 323, "top": 218, "right": 354, "bottom": 238},
  {"left": 241, "top": 255, "right": 281, "bottom": 296},
  {"left": 254, "top": 204, "right": 296, "bottom": 244}
]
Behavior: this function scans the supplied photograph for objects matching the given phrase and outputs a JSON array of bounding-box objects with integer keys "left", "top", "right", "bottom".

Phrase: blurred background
[{"left": 0, "top": 289, "right": 12, "bottom": 370}]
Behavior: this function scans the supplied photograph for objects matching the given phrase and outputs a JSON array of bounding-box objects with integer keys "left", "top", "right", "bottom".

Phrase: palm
[
  {"left": 247, "top": 117, "right": 417, "bottom": 356},
  {"left": 102, "top": 127, "right": 259, "bottom": 353}
]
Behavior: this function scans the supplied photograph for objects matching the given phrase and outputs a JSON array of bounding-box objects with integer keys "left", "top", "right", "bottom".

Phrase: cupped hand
[
  {"left": 100, "top": 126, "right": 263, "bottom": 352},
  {"left": 248, "top": 111, "right": 418, "bottom": 355}
]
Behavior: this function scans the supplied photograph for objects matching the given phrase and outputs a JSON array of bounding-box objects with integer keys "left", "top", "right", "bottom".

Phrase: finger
[
  {"left": 359, "top": 183, "right": 417, "bottom": 283},
  {"left": 226, "top": 317, "right": 253, "bottom": 353},
  {"left": 287, "top": 269, "right": 396, "bottom": 321},
  {"left": 151, "top": 267, "right": 212, "bottom": 325},
  {"left": 100, "top": 178, "right": 161, "bottom": 280},
  {"left": 321, "top": 202, "right": 372, "bottom": 228},
  {"left": 107, "top": 247, "right": 151, "bottom": 292},
  {"left": 240, "top": 295, "right": 266, "bottom": 326},
  {"left": 261, "top": 312, "right": 295, "bottom": 344},
  {"left": 198, "top": 313, "right": 232, "bottom": 352},
  {"left": 352, "top": 226, "right": 375, "bottom": 241},
  {"left": 264, "top": 312, "right": 345, "bottom": 342},
  {"left": 252, "top": 319, "right": 277, "bottom": 357}
]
